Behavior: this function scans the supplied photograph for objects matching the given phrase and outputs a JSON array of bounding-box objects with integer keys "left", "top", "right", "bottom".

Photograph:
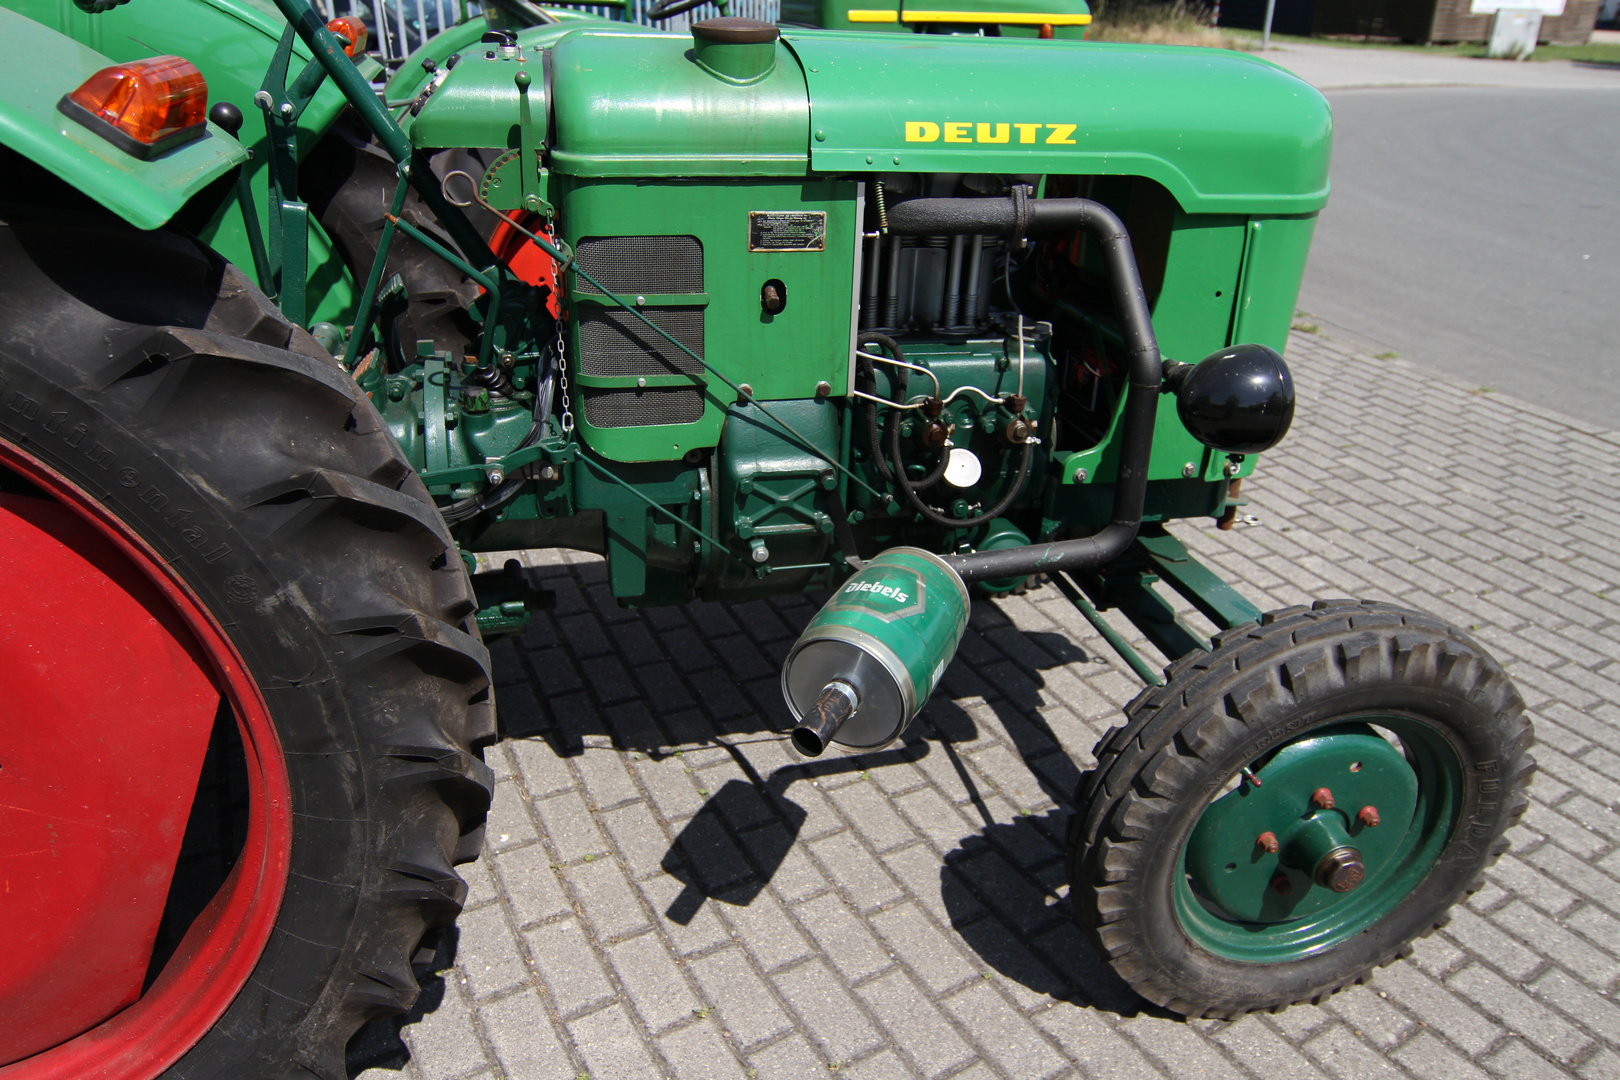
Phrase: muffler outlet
[
  {"left": 791, "top": 680, "right": 860, "bottom": 757},
  {"left": 782, "top": 548, "right": 969, "bottom": 754}
]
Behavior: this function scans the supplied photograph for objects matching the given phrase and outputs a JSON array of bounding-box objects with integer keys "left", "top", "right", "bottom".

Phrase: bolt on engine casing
[{"left": 781, "top": 548, "right": 969, "bottom": 753}]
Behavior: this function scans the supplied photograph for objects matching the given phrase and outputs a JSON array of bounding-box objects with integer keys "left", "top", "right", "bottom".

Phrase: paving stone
[
  {"left": 941, "top": 982, "right": 1068, "bottom": 1080},
  {"left": 568, "top": 1003, "right": 665, "bottom": 1080},
  {"left": 772, "top": 959, "right": 883, "bottom": 1063},
  {"left": 855, "top": 970, "right": 975, "bottom": 1078},
  {"left": 747, "top": 1033, "right": 832, "bottom": 1078},
  {"left": 524, "top": 917, "right": 616, "bottom": 1019},
  {"left": 869, "top": 902, "right": 979, "bottom": 997},
  {"left": 1211, "top": 1015, "right": 1329, "bottom": 1080},
  {"left": 609, "top": 931, "right": 703, "bottom": 1034},
  {"left": 1530, "top": 967, "right": 1620, "bottom": 1045},
  {"left": 838, "top": 1048, "right": 917, "bottom": 1080},
  {"left": 567, "top": 856, "right": 652, "bottom": 942},
  {"left": 657, "top": 1018, "right": 751, "bottom": 1080},
  {"left": 1325, "top": 984, "right": 1419, "bottom": 1051},
  {"left": 1482, "top": 1039, "right": 1580, "bottom": 1080},
  {"left": 454, "top": 903, "right": 527, "bottom": 1000},
  {"left": 1390, "top": 1030, "right": 1492, "bottom": 1080},
  {"left": 400, "top": 979, "right": 492, "bottom": 1080},
  {"left": 795, "top": 891, "right": 893, "bottom": 984},
  {"left": 810, "top": 831, "right": 905, "bottom": 912},
  {"left": 689, "top": 947, "right": 794, "bottom": 1049},
  {"left": 1448, "top": 964, "right": 1592, "bottom": 1062},
  {"left": 716, "top": 888, "right": 814, "bottom": 973},
  {"left": 480, "top": 990, "right": 577, "bottom": 1079},
  {"left": 1303, "top": 1025, "right": 1407, "bottom": 1080},
  {"left": 1375, "top": 963, "right": 1504, "bottom": 1056}
]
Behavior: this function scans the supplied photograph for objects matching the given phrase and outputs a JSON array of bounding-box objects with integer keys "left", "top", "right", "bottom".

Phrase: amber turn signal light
[
  {"left": 326, "top": 16, "right": 369, "bottom": 58},
  {"left": 59, "top": 55, "right": 208, "bottom": 160}
]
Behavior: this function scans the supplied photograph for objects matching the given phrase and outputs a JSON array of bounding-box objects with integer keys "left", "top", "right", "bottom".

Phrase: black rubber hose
[
  {"left": 857, "top": 332, "right": 923, "bottom": 486},
  {"left": 885, "top": 196, "right": 1163, "bottom": 583},
  {"left": 889, "top": 410, "right": 1033, "bottom": 531}
]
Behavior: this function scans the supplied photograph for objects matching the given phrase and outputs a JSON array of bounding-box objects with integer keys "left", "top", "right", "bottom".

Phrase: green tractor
[{"left": 0, "top": 0, "right": 1533, "bottom": 1076}]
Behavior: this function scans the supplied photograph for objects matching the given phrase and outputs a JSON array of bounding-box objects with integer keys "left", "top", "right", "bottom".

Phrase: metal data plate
[{"left": 748, "top": 211, "right": 826, "bottom": 252}]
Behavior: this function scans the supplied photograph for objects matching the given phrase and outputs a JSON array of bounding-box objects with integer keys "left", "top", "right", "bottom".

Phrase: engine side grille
[
  {"left": 575, "top": 236, "right": 704, "bottom": 295},
  {"left": 581, "top": 387, "right": 705, "bottom": 429},
  {"left": 573, "top": 235, "right": 707, "bottom": 434},
  {"left": 577, "top": 307, "right": 705, "bottom": 378}
]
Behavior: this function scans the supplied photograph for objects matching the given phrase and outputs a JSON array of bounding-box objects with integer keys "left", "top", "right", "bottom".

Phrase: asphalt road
[{"left": 1295, "top": 84, "right": 1620, "bottom": 429}]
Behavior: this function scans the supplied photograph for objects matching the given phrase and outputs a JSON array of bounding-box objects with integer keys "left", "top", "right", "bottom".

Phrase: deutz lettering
[{"left": 905, "top": 121, "right": 1077, "bottom": 146}]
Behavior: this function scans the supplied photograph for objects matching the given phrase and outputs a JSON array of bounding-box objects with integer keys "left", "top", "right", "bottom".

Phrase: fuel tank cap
[
  {"left": 691, "top": 17, "right": 780, "bottom": 43},
  {"left": 691, "top": 18, "right": 780, "bottom": 82}
]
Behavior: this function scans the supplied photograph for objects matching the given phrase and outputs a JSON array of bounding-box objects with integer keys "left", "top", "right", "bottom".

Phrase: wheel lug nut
[
  {"left": 1358, "top": 805, "right": 1380, "bottom": 828},
  {"left": 1311, "top": 787, "right": 1335, "bottom": 811},
  {"left": 1256, "top": 831, "right": 1279, "bottom": 853},
  {"left": 1271, "top": 874, "right": 1292, "bottom": 895}
]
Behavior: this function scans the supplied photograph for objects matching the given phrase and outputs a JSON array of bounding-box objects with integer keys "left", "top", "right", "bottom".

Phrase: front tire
[
  {"left": 0, "top": 216, "right": 492, "bottom": 1077},
  {"left": 1066, "top": 599, "right": 1533, "bottom": 1017}
]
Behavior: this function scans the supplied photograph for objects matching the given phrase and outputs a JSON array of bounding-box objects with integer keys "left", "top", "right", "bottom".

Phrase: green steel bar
[
  {"left": 233, "top": 170, "right": 273, "bottom": 294},
  {"left": 388, "top": 214, "right": 498, "bottom": 293},
  {"left": 1134, "top": 530, "right": 1263, "bottom": 630},
  {"left": 265, "top": 0, "right": 497, "bottom": 271},
  {"left": 1051, "top": 571, "right": 1165, "bottom": 687},
  {"left": 341, "top": 175, "right": 410, "bottom": 370}
]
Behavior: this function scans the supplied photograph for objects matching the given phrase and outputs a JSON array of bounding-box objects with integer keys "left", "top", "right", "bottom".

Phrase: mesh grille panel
[
  {"left": 578, "top": 307, "right": 705, "bottom": 378},
  {"left": 575, "top": 236, "right": 704, "bottom": 295},
  {"left": 581, "top": 387, "right": 705, "bottom": 429}
]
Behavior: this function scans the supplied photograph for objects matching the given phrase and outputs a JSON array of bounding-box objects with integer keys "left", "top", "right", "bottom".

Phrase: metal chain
[{"left": 545, "top": 206, "right": 575, "bottom": 435}]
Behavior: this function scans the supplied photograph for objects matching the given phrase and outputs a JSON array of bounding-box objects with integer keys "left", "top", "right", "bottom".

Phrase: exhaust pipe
[{"left": 782, "top": 549, "right": 969, "bottom": 756}]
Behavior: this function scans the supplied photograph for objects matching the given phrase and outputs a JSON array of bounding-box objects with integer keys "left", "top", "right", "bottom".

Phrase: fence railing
[{"left": 311, "top": 0, "right": 781, "bottom": 65}]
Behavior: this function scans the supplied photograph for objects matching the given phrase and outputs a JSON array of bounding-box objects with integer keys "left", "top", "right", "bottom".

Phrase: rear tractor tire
[
  {"left": 0, "top": 216, "right": 493, "bottom": 1077},
  {"left": 1066, "top": 600, "right": 1533, "bottom": 1018}
]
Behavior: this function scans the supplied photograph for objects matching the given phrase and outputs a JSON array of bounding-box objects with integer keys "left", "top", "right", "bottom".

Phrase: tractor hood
[
  {"left": 784, "top": 32, "right": 1331, "bottom": 215},
  {"left": 544, "top": 26, "right": 1330, "bottom": 215}
]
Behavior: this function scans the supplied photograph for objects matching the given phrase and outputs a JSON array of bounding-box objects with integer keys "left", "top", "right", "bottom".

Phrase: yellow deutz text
[{"left": 905, "top": 121, "right": 1078, "bottom": 145}]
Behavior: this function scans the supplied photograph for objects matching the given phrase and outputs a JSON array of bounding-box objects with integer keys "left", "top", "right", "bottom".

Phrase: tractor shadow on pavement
[{"left": 482, "top": 561, "right": 1162, "bottom": 1030}]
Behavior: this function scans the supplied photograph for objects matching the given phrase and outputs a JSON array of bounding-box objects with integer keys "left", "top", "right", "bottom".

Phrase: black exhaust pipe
[{"left": 885, "top": 194, "right": 1163, "bottom": 584}]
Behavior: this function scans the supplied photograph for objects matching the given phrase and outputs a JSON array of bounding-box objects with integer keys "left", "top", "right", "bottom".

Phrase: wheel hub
[{"left": 1184, "top": 725, "right": 1416, "bottom": 923}]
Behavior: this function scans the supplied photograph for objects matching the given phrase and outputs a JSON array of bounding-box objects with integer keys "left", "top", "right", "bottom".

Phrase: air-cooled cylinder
[{"left": 781, "top": 548, "right": 969, "bottom": 755}]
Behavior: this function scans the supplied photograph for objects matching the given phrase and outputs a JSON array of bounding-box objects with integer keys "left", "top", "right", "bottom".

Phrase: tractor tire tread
[{"left": 1066, "top": 599, "right": 1532, "bottom": 1017}]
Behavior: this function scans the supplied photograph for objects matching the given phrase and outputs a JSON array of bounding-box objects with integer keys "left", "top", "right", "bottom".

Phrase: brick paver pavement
[{"left": 352, "top": 329, "right": 1620, "bottom": 1079}]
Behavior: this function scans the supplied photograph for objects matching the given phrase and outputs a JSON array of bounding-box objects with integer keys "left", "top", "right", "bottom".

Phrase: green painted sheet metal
[
  {"left": 560, "top": 176, "right": 858, "bottom": 461},
  {"left": 0, "top": 8, "right": 246, "bottom": 229},
  {"left": 3, "top": 0, "right": 369, "bottom": 316},
  {"left": 1232, "top": 214, "right": 1318, "bottom": 352},
  {"left": 783, "top": 32, "right": 1332, "bottom": 215},
  {"left": 549, "top": 30, "right": 810, "bottom": 177},
  {"left": 385, "top": 12, "right": 628, "bottom": 103},
  {"left": 410, "top": 45, "right": 545, "bottom": 150}
]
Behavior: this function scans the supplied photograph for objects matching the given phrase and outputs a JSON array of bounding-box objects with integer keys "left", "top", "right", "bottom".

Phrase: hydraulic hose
[
  {"left": 884, "top": 195, "right": 1164, "bottom": 584},
  {"left": 889, "top": 412, "right": 1033, "bottom": 532}
]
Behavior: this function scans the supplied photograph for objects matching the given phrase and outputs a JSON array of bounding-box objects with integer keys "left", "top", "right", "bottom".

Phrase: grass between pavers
[{"left": 1225, "top": 27, "right": 1620, "bottom": 65}]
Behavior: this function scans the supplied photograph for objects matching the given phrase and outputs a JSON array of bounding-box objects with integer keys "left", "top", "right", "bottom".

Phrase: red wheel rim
[{"left": 0, "top": 442, "right": 292, "bottom": 1080}]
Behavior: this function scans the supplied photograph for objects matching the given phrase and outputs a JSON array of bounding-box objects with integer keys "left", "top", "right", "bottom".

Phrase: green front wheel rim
[{"left": 1173, "top": 716, "right": 1466, "bottom": 964}]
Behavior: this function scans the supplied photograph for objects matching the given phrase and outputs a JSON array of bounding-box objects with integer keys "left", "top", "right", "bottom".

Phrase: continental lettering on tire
[
  {"left": 904, "top": 121, "right": 1078, "bottom": 145},
  {"left": 2, "top": 386, "right": 232, "bottom": 564}
]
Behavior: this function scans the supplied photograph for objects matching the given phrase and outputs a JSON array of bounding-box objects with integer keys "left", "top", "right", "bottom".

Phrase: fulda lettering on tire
[
  {"left": 1066, "top": 599, "right": 1534, "bottom": 1018},
  {"left": 0, "top": 216, "right": 493, "bottom": 1078}
]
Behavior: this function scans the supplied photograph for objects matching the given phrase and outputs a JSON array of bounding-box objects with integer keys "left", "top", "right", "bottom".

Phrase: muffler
[{"left": 781, "top": 549, "right": 969, "bottom": 756}]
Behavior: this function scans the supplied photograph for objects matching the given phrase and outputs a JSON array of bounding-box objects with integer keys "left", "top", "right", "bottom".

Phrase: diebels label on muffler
[{"left": 781, "top": 548, "right": 969, "bottom": 755}]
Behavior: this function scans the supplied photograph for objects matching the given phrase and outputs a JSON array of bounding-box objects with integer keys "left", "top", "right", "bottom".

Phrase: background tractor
[{"left": 0, "top": 1, "right": 1533, "bottom": 1076}]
